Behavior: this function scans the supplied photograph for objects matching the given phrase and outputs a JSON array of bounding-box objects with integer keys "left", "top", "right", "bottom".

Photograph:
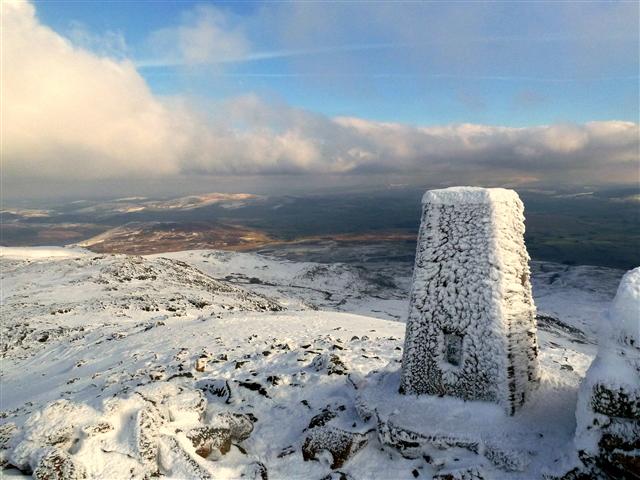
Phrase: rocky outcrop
[{"left": 575, "top": 267, "right": 640, "bottom": 479}]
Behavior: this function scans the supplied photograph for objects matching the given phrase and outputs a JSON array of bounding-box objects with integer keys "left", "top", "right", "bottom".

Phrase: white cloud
[
  {"left": 2, "top": 0, "right": 185, "bottom": 180},
  {"left": 142, "top": 4, "right": 250, "bottom": 67},
  {"left": 2, "top": 1, "right": 638, "bottom": 189}
]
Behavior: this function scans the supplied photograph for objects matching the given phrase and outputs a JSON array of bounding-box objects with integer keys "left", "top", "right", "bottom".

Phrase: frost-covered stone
[
  {"left": 575, "top": 267, "right": 640, "bottom": 479},
  {"left": 186, "top": 425, "right": 232, "bottom": 458},
  {"left": 310, "top": 353, "right": 348, "bottom": 376},
  {"left": 245, "top": 461, "right": 269, "bottom": 480},
  {"left": 7, "top": 400, "right": 96, "bottom": 471},
  {"left": 195, "top": 378, "right": 232, "bottom": 403},
  {"left": 164, "top": 388, "right": 206, "bottom": 423},
  {"left": 134, "top": 406, "right": 164, "bottom": 469},
  {"left": 302, "top": 426, "right": 368, "bottom": 469},
  {"left": 400, "top": 187, "right": 539, "bottom": 414},
  {"left": 216, "top": 412, "right": 255, "bottom": 442},
  {"left": 158, "top": 435, "right": 213, "bottom": 479},
  {"left": 33, "top": 449, "right": 87, "bottom": 480},
  {"left": 432, "top": 467, "right": 484, "bottom": 480}
]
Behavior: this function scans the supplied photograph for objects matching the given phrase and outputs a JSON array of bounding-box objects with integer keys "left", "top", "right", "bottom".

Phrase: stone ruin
[
  {"left": 400, "top": 187, "right": 539, "bottom": 415},
  {"left": 574, "top": 267, "right": 639, "bottom": 479}
]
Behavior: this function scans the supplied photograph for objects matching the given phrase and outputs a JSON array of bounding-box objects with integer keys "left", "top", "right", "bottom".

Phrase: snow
[
  {"left": 0, "top": 246, "right": 630, "bottom": 479},
  {"left": 362, "top": 365, "right": 582, "bottom": 478},
  {"left": 401, "top": 187, "right": 538, "bottom": 414},
  {"left": 607, "top": 266, "right": 640, "bottom": 347},
  {"left": 574, "top": 267, "right": 639, "bottom": 478},
  {"left": 0, "top": 246, "right": 89, "bottom": 259},
  {"left": 422, "top": 186, "right": 520, "bottom": 205}
]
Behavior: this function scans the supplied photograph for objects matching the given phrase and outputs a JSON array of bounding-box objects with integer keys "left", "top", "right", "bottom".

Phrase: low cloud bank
[{"left": 3, "top": 1, "right": 638, "bottom": 187}]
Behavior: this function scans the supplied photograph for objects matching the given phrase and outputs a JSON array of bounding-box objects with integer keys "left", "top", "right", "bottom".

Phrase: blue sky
[
  {"left": 33, "top": 0, "right": 639, "bottom": 127},
  {"left": 3, "top": 0, "right": 638, "bottom": 198}
]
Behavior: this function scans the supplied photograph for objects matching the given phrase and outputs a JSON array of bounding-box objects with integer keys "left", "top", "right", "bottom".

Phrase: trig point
[{"left": 400, "top": 186, "right": 539, "bottom": 415}]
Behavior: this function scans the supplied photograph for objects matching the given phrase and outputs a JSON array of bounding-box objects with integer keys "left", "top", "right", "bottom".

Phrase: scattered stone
[
  {"left": 245, "top": 461, "right": 268, "bottom": 480},
  {"left": 186, "top": 426, "right": 232, "bottom": 459},
  {"left": 277, "top": 445, "right": 296, "bottom": 458},
  {"left": 212, "top": 353, "right": 228, "bottom": 363},
  {"left": 266, "top": 375, "right": 281, "bottom": 386},
  {"left": 216, "top": 412, "right": 255, "bottom": 442},
  {"left": 167, "top": 371, "right": 194, "bottom": 380},
  {"left": 149, "top": 368, "right": 166, "bottom": 381},
  {"left": 307, "top": 409, "right": 338, "bottom": 430},
  {"left": 310, "top": 353, "right": 347, "bottom": 376},
  {"left": 82, "top": 422, "right": 113, "bottom": 436},
  {"left": 195, "top": 379, "right": 232, "bottom": 404},
  {"left": 432, "top": 467, "right": 484, "bottom": 480},
  {"left": 302, "top": 426, "right": 368, "bottom": 469},
  {"left": 195, "top": 355, "right": 208, "bottom": 372},
  {"left": 320, "top": 472, "right": 354, "bottom": 480},
  {"left": 238, "top": 381, "right": 269, "bottom": 398}
]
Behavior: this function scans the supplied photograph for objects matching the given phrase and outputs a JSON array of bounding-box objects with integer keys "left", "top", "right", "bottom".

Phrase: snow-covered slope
[{"left": 0, "top": 247, "right": 628, "bottom": 479}]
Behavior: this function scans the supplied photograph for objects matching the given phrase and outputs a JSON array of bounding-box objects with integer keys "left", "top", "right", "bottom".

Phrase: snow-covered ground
[{"left": 0, "top": 247, "right": 628, "bottom": 479}]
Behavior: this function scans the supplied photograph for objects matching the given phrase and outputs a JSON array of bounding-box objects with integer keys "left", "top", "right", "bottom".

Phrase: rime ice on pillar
[{"left": 400, "top": 187, "right": 539, "bottom": 415}]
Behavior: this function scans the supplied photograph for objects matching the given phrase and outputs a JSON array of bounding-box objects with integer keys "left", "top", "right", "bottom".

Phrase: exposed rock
[
  {"left": 195, "top": 355, "right": 208, "bottom": 372},
  {"left": 482, "top": 444, "right": 529, "bottom": 472},
  {"left": 164, "top": 388, "right": 207, "bottom": 422},
  {"left": 237, "top": 381, "right": 269, "bottom": 397},
  {"left": 354, "top": 396, "right": 373, "bottom": 422},
  {"left": 549, "top": 466, "right": 596, "bottom": 480},
  {"left": 195, "top": 378, "right": 231, "bottom": 404},
  {"left": 246, "top": 461, "right": 268, "bottom": 480},
  {"left": 158, "top": 435, "right": 213, "bottom": 479},
  {"left": 432, "top": 467, "right": 484, "bottom": 480},
  {"left": 376, "top": 415, "right": 429, "bottom": 459},
  {"left": 277, "top": 445, "right": 296, "bottom": 458},
  {"left": 320, "top": 472, "right": 354, "bottom": 480},
  {"left": 591, "top": 384, "right": 639, "bottom": 419},
  {"left": 0, "top": 422, "right": 18, "bottom": 449},
  {"left": 186, "top": 426, "right": 232, "bottom": 459},
  {"left": 377, "top": 415, "right": 528, "bottom": 471},
  {"left": 33, "top": 449, "right": 87, "bottom": 480},
  {"left": 81, "top": 421, "right": 113, "bottom": 436},
  {"left": 216, "top": 412, "right": 255, "bottom": 442},
  {"left": 135, "top": 406, "right": 164, "bottom": 468},
  {"left": 307, "top": 409, "right": 338, "bottom": 430},
  {"left": 310, "top": 353, "right": 347, "bottom": 376},
  {"left": 575, "top": 267, "right": 640, "bottom": 480},
  {"left": 302, "top": 426, "right": 368, "bottom": 469}
]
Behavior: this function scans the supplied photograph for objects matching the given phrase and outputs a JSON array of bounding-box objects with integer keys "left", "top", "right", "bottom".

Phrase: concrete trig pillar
[{"left": 400, "top": 187, "right": 539, "bottom": 415}]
